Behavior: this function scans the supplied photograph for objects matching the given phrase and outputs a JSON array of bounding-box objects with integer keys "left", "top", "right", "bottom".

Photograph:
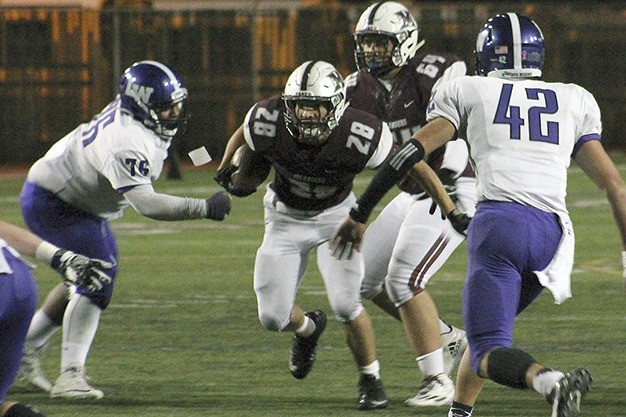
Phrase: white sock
[
  {"left": 360, "top": 360, "right": 381, "bottom": 379},
  {"left": 439, "top": 319, "right": 453, "bottom": 334},
  {"left": 416, "top": 348, "right": 445, "bottom": 377},
  {"left": 295, "top": 315, "right": 315, "bottom": 337},
  {"left": 532, "top": 369, "right": 565, "bottom": 397},
  {"left": 26, "top": 310, "right": 60, "bottom": 348},
  {"left": 60, "top": 294, "right": 101, "bottom": 372}
]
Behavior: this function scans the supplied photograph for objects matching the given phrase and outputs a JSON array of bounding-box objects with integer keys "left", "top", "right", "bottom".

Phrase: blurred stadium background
[
  {"left": 0, "top": 2, "right": 624, "bottom": 416},
  {"left": 0, "top": 0, "right": 624, "bottom": 165}
]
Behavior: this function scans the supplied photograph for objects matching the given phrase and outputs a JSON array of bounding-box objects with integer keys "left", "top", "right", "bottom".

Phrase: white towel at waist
[{"left": 534, "top": 212, "right": 575, "bottom": 305}]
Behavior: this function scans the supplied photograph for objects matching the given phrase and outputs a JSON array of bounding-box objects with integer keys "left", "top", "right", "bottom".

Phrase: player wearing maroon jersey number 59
[{"left": 344, "top": 1, "right": 474, "bottom": 406}]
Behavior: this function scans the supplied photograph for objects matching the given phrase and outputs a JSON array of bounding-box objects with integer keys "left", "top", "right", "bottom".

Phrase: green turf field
[{"left": 1, "top": 154, "right": 624, "bottom": 417}]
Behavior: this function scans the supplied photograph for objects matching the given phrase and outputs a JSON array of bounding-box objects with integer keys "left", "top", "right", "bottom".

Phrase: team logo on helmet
[
  {"left": 124, "top": 82, "right": 154, "bottom": 113},
  {"left": 394, "top": 10, "right": 414, "bottom": 31}
]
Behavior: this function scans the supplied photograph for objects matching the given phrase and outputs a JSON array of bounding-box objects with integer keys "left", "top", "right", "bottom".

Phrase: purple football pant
[
  {"left": 464, "top": 200, "right": 562, "bottom": 372},
  {"left": 0, "top": 249, "right": 38, "bottom": 403},
  {"left": 20, "top": 182, "right": 118, "bottom": 310}
]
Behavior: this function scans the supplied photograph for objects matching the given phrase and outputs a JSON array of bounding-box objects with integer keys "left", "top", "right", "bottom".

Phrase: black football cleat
[
  {"left": 357, "top": 374, "right": 388, "bottom": 410},
  {"left": 289, "top": 310, "right": 327, "bottom": 379},
  {"left": 548, "top": 369, "right": 592, "bottom": 417}
]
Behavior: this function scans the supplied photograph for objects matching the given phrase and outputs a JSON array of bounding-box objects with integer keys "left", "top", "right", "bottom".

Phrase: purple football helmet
[
  {"left": 119, "top": 60, "right": 190, "bottom": 139},
  {"left": 475, "top": 13, "right": 545, "bottom": 78}
]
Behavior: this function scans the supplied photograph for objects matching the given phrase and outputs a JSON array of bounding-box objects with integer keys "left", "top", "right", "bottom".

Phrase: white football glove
[{"left": 50, "top": 250, "right": 113, "bottom": 293}]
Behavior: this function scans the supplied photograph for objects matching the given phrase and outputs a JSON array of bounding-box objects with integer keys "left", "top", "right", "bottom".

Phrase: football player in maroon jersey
[
  {"left": 216, "top": 60, "right": 392, "bottom": 410},
  {"left": 216, "top": 60, "right": 461, "bottom": 410},
  {"left": 344, "top": 1, "right": 475, "bottom": 406}
]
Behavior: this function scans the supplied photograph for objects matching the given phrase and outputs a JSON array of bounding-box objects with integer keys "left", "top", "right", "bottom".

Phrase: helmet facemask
[
  {"left": 354, "top": 33, "right": 398, "bottom": 77},
  {"left": 284, "top": 98, "right": 342, "bottom": 146},
  {"left": 147, "top": 91, "right": 191, "bottom": 139}
]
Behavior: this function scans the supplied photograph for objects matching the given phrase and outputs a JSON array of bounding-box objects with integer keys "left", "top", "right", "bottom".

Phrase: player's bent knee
[
  {"left": 258, "top": 312, "right": 287, "bottom": 331},
  {"left": 77, "top": 283, "right": 114, "bottom": 310},
  {"left": 487, "top": 347, "right": 537, "bottom": 389},
  {"left": 359, "top": 286, "right": 378, "bottom": 301},
  {"left": 385, "top": 284, "right": 415, "bottom": 306},
  {"left": 360, "top": 280, "right": 383, "bottom": 300},
  {"left": 332, "top": 303, "right": 363, "bottom": 323}
]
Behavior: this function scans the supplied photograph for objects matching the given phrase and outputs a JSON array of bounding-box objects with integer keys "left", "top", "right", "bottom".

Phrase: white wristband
[
  {"left": 35, "top": 241, "right": 60, "bottom": 265},
  {"left": 622, "top": 251, "right": 626, "bottom": 279}
]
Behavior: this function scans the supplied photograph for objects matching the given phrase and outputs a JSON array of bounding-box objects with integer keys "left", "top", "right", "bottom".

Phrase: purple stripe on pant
[
  {"left": 20, "top": 182, "right": 118, "bottom": 310},
  {"left": 464, "top": 200, "right": 562, "bottom": 372}
]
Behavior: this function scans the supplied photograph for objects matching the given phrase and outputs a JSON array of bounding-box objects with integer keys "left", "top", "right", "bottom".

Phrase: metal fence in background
[{"left": 0, "top": 2, "right": 624, "bottom": 164}]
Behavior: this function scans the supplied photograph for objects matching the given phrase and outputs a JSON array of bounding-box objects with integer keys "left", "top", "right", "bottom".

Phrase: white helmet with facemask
[
  {"left": 283, "top": 61, "right": 347, "bottom": 146},
  {"left": 354, "top": 2, "right": 422, "bottom": 77}
]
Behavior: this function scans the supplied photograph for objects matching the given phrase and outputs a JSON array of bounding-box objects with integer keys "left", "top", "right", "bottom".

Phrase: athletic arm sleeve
[
  {"left": 350, "top": 139, "right": 425, "bottom": 223},
  {"left": 123, "top": 183, "right": 207, "bottom": 220}
]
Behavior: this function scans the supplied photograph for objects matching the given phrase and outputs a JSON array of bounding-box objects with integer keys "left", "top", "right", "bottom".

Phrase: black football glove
[
  {"left": 447, "top": 208, "right": 471, "bottom": 236},
  {"left": 214, "top": 165, "right": 257, "bottom": 197},
  {"left": 50, "top": 250, "right": 112, "bottom": 292},
  {"left": 205, "top": 191, "right": 232, "bottom": 220},
  {"left": 214, "top": 165, "right": 237, "bottom": 189}
]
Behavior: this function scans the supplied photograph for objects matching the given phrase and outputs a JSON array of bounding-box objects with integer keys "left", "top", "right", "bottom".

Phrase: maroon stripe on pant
[{"left": 408, "top": 233, "right": 450, "bottom": 295}]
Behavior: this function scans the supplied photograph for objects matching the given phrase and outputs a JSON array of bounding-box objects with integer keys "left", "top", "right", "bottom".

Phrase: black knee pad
[{"left": 487, "top": 347, "right": 537, "bottom": 389}]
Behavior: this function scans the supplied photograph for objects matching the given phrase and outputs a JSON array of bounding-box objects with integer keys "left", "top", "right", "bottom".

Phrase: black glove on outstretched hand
[
  {"left": 447, "top": 208, "right": 471, "bottom": 236},
  {"left": 205, "top": 191, "right": 232, "bottom": 220},
  {"left": 50, "top": 250, "right": 112, "bottom": 292},
  {"left": 213, "top": 165, "right": 257, "bottom": 197}
]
